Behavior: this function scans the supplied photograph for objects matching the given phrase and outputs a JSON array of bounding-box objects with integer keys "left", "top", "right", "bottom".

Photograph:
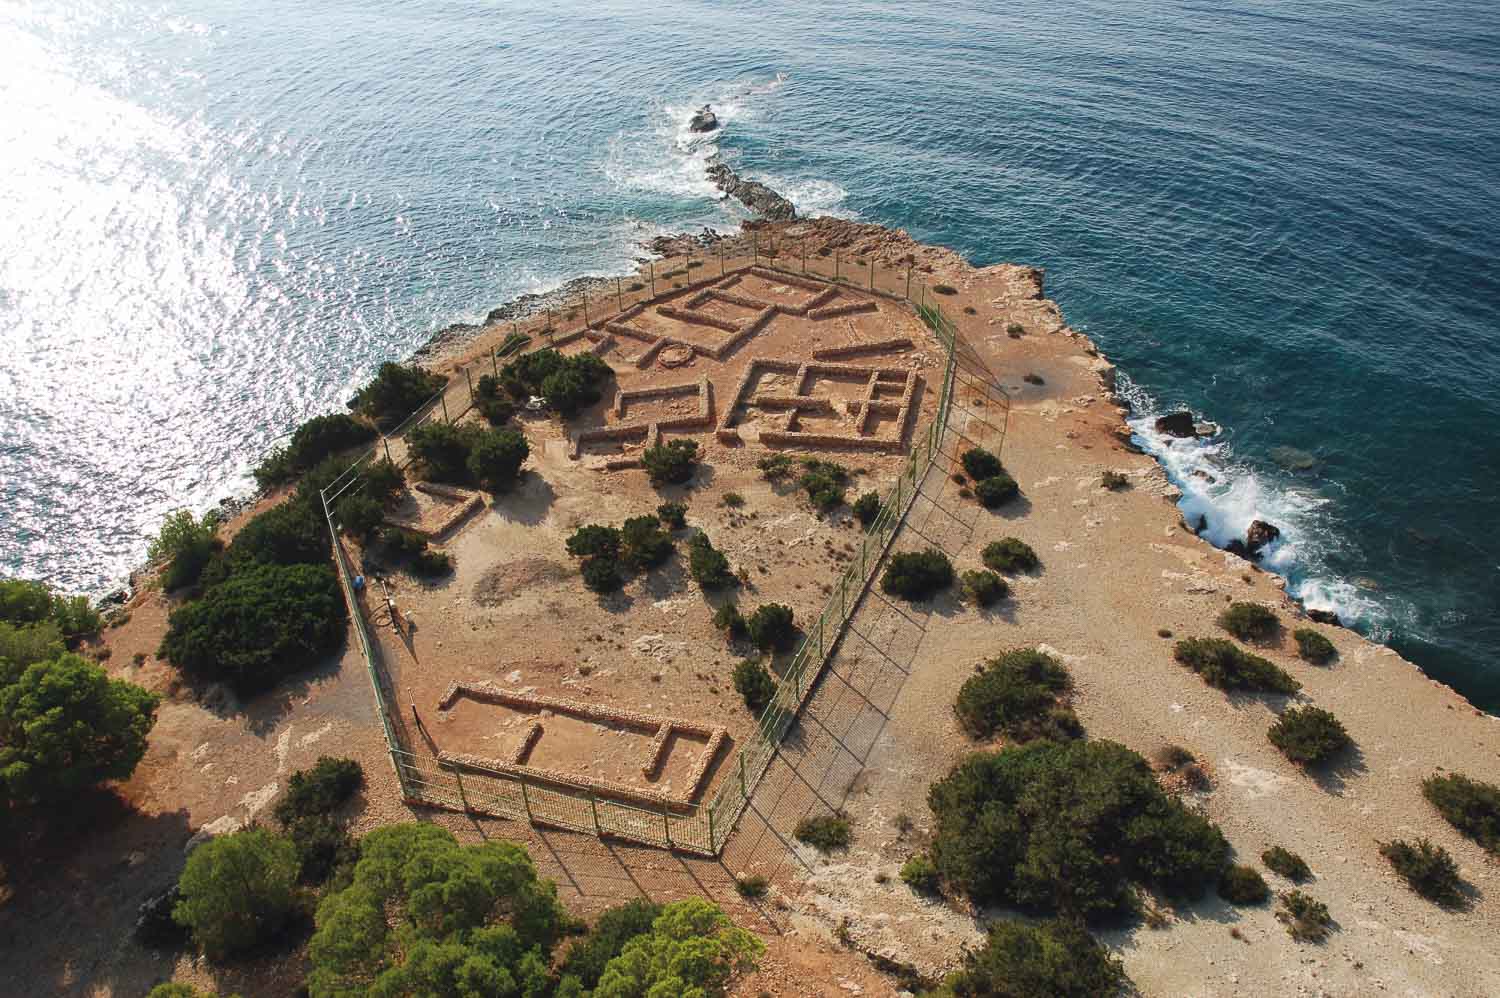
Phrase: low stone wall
[
  {"left": 747, "top": 266, "right": 825, "bottom": 293},
  {"left": 569, "top": 423, "right": 650, "bottom": 460},
  {"left": 809, "top": 299, "right": 879, "bottom": 320},
  {"left": 749, "top": 394, "right": 837, "bottom": 412},
  {"left": 605, "top": 321, "right": 659, "bottom": 345},
  {"left": 655, "top": 304, "right": 740, "bottom": 333},
  {"left": 615, "top": 378, "right": 704, "bottom": 417},
  {"left": 513, "top": 720, "right": 543, "bottom": 765},
  {"left": 757, "top": 429, "right": 904, "bottom": 452},
  {"left": 812, "top": 337, "right": 915, "bottom": 360},
  {"left": 389, "top": 482, "right": 484, "bottom": 539}
]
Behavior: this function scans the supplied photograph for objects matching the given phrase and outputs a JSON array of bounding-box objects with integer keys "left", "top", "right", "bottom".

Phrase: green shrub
[
  {"left": 147, "top": 985, "right": 225, "bottom": 998},
  {"left": 0, "top": 578, "right": 101, "bottom": 641},
  {"left": 734, "top": 874, "right": 769, "bottom": 899},
  {"left": 159, "top": 562, "right": 345, "bottom": 695},
  {"left": 1217, "top": 601, "right": 1279, "bottom": 641},
  {"left": 961, "top": 569, "right": 1008, "bottom": 607},
  {"left": 960, "top": 448, "right": 1003, "bottom": 481},
  {"left": 1262, "top": 845, "right": 1312, "bottom": 882},
  {"left": 466, "top": 427, "right": 530, "bottom": 490},
  {"left": 954, "top": 648, "right": 1078, "bottom": 743},
  {"left": 757, "top": 454, "right": 794, "bottom": 480},
  {"left": 1268, "top": 706, "right": 1350, "bottom": 766},
  {"left": 974, "top": 473, "right": 1020, "bottom": 507},
  {"left": 149, "top": 509, "right": 223, "bottom": 591},
  {"left": 793, "top": 813, "right": 851, "bottom": 853},
  {"left": 933, "top": 284, "right": 958, "bottom": 295},
  {"left": 406, "top": 420, "right": 477, "bottom": 483},
  {"left": 360, "top": 458, "right": 405, "bottom": 505},
  {"left": 255, "top": 413, "right": 377, "bottom": 488},
  {"left": 927, "top": 740, "right": 1230, "bottom": 917},
  {"left": 335, "top": 493, "right": 385, "bottom": 540},
  {"left": 1218, "top": 864, "right": 1269, "bottom": 905},
  {"left": 590, "top": 898, "right": 762, "bottom": 997},
  {"left": 881, "top": 548, "right": 954, "bottom": 600},
  {"left": 642, "top": 439, "right": 699, "bottom": 486},
  {"left": 981, "top": 537, "right": 1039, "bottom": 573},
  {"left": 1422, "top": 772, "right": 1500, "bottom": 854},
  {"left": 618, "top": 515, "right": 674, "bottom": 571},
  {"left": 581, "top": 556, "right": 621, "bottom": 593},
  {"left": 1006, "top": 322, "right": 1025, "bottom": 337},
  {"left": 900, "top": 853, "right": 939, "bottom": 894},
  {"left": 747, "top": 603, "right": 795, "bottom": 653},
  {"left": 567, "top": 524, "right": 622, "bottom": 560},
  {"left": 174, "top": 827, "right": 300, "bottom": 961},
  {"left": 688, "top": 532, "right": 735, "bottom": 590},
  {"left": 286, "top": 814, "right": 358, "bottom": 886},
  {"left": 733, "top": 659, "right": 776, "bottom": 712},
  {"left": 932, "top": 918, "right": 1127, "bottom": 998},
  {"left": 410, "top": 548, "right": 452, "bottom": 578},
  {"left": 799, "top": 459, "right": 849, "bottom": 512},
  {"left": 1293, "top": 627, "right": 1336, "bottom": 664},
  {"left": 713, "top": 602, "right": 747, "bottom": 639},
  {"left": 274, "top": 757, "right": 364, "bottom": 827},
  {"left": 474, "top": 374, "right": 515, "bottom": 425},
  {"left": 1380, "top": 838, "right": 1464, "bottom": 905},
  {"left": 0, "top": 652, "right": 158, "bottom": 809},
  {"left": 500, "top": 349, "right": 612, "bottom": 417},
  {"left": 306, "top": 825, "right": 570, "bottom": 997},
  {"left": 354, "top": 362, "right": 446, "bottom": 429},
  {"left": 1173, "top": 637, "right": 1300, "bottom": 694},
  {"left": 558, "top": 898, "right": 664, "bottom": 991},
  {"left": 0, "top": 620, "right": 65, "bottom": 676},
  {"left": 853, "top": 491, "right": 881, "bottom": 527},
  {"left": 1275, "top": 890, "right": 1332, "bottom": 942},
  {"left": 1101, "top": 470, "right": 1129, "bottom": 491},
  {"left": 722, "top": 492, "right": 745, "bottom": 508},
  {"left": 227, "top": 497, "right": 330, "bottom": 569},
  {"left": 656, "top": 502, "right": 687, "bottom": 529}
]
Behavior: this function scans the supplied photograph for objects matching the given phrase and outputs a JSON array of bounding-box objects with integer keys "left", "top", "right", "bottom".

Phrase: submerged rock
[
  {"left": 1154, "top": 411, "right": 1198, "bottom": 438},
  {"left": 688, "top": 105, "right": 720, "bottom": 132}
]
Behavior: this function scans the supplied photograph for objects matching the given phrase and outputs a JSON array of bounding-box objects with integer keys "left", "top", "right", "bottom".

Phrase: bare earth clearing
[{"left": 2, "top": 218, "right": 1496, "bottom": 998}]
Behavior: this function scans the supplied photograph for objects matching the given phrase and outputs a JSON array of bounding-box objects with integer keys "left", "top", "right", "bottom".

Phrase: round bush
[
  {"left": 1293, "top": 627, "right": 1336, "bottom": 664},
  {"left": 974, "top": 474, "right": 1020, "bottom": 508},
  {"left": 620, "top": 515, "right": 674, "bottom": 570},
  {"left": 466, "top": 427, "right": 529, "bottom": 491},
  {"left": 173, "top": 828, "right": 299, "bottom": 961},
  {"left": 1380, "top": 838, "right": 1464, "bottom": 905},
  {"left": 1267, "top": 706, "right": 1350, "bottom": 766},
  {"left": 642, "top": 439, "right": 699, "bottom": 486},
  {"left": 982, "top": 537, "right": 1039, "bottom": 574},
  {"left": 1422, "top": 771, "right": 1500, "bottom": 854},
  {"left": 853, "top": 491, "right": 881, "bottom": 527},
  {"left": 1262, "top": 845, "right": 1312, "bottom": 882},
  {"left": 954, "top": 648, "right": 1079, "bottom": 744},
  {"left": 581, "top": 556, "right": 621, "bottom": 593},
  {"left": 881, "top": 548, "right": 954, "bottom": 601},
  {"left": 1217, "top": 601, "right": 1279, "bottom": 641},
  {"left": 733, "top": 658, "right": 776, "bottom": 712},
  {"left": 900, "top": 853, "right": 940, "bottom": 894},
  {"left": 1173, "top": 637, "right": 1301, "bottom": 694},
  {"left": 961, "top": 569, "right": 1009, "bottom": 607},
  {"left": 159, "top": 562, "right": 345, "bottom": 695},
  {"left": 1218, "top": 864, "right": 1269, "bottom": 905},
  {"left": 960, "top": 447, "right": 1003, "bottom": 482},
  {"left": 939, "top": 918, "right": 1126, "bottom": 998},
  {"left": 793, "top": 813, "right": 851, "bottom": 853},
  {"left": 747, "top": 603, "right": 795, "bottom": 652}
]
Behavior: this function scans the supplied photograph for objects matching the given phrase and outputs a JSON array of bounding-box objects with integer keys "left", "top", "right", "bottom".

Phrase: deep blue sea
[{"left": 3, "top": 0, "right": 1498, "bottom": 706}]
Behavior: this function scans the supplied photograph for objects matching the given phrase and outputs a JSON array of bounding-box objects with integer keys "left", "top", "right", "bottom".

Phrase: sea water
[{"left": 2, "top": 0, "right": 1497, "bottom": 707}]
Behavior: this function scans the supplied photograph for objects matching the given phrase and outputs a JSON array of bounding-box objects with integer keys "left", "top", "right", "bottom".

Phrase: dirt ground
[{"left": 4, "top": 218, "right": 1498, "bottom": 997}]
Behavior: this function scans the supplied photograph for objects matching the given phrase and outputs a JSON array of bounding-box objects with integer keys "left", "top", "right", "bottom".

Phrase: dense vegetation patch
[
  {"left": 149, "top": 509, "right": 223, "bottom": 591},
  {"left": 0, "top": 651, "right": 158, "bottom": 814},
  {"left": 0, "top": 577, "right": 100, "bottom": 643},
  {"left": 1172, "top": 637, "right": 1301, "bottom": 694},
  {"left": 713, "top": 602, "right": 748, "bottom": 640},
  {"left": 1218, "top": 864, "right": 1270, "bottom": 905},
  {"left": 798, "top": 459, "right": 849, "bottom": 513},
  {"left": 974, "top": 473, "right": 1020, "bottom": 508},
  {"left": 881, "top": 548, "right": 954, "bottom": 600},
  {"left": 793, "top": 813, "right": 852, "bottom": 853},
  {"left": 926, "top": 739, "right": 1231, "bottom": 918},
  {"left": 747, "top": 603, "right": 796, "bottom": 653},
  {"left": 473, "top": 373, "right": 516, "bottom": 425},
  {"left": 981, "top": 537, "right": 1039, "bottom": 574},
  {"left": 1293, "top": 627, "right": 1336, "bottom": 664},
  {"left": 853, "top": 491, "right": 882, "bottom": 527},
  {"left": 931, "top": 918, "right": 1128, "bottom": 998},
  {"left": 1262, "top": 845, "right": 1312, "bottom": 882},
  {"left": 960, "top": 448, "right": 1003, "bottom": 482},
  {"left": 159, "top": 562, "right": 345, "bottom": 695},
  {"left": 556, "top": 898, "right": 662, "bottom": 991},
  {"left": 757, "top": 453, "right": 794, "bottom": 480},
  {"left": 960, "top": 569, "right": 1009, "bottom": 607},
  {"left": 900, "top": 852, "right": 939, "bottom": 894},
  {"left": 407, "top": 421, "right": 529, "bottom": 490},
  {"left": 254, "top": 413, "right": 377, "bottom": 489},
  {"left": 500, "top": 348, "right": 612, "bottom": 418},
  {"left": 733, "top": 658, "right": 776, "bottom": 712},
  {"left": 656, "top": 501, "right": 687, "bottom": 529},
  {"left": 1422, "top": 771, "right": 1500, "bottom": 854},
  {"left": 1380, "top": 838, "right": 1465, "bottom": 906},
  {"left": 1217, "top": 601, "right": 1279, "bottom": 642},
  {"left": 353, "top": 362, "right": 447, "bottom": 429},
  {"left": 642, "top": 439, "right": 699, "bottom": 486},
  {"left": 272, "top": 757, "right": 364, "bottom": 885},
  {"left": 1267, "top": 706, "right": 1350, "bottom": 766},
  {"left": 954, "top": 648, "right": 1079, "bottom": 743},
  {"left": 174, "top": 827, "right": 301, "bottom": 961}
]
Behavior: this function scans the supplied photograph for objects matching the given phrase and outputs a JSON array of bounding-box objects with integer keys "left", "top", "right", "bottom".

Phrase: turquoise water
[{"left": 2, "top": 0, "right": 1498, "bottom": 706}]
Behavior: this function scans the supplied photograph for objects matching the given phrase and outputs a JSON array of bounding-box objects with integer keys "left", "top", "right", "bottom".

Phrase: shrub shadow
[
  {"left": 491, "top": 471, "right": 556, "bottom": 527},
  {"left": 1310, "top": 742, "right": 1368, "bottom": 796}
]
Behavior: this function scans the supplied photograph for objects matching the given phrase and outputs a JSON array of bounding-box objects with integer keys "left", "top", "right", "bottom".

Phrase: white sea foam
[{"left": 1116, "top": 373, "right": 1387, "bottom": 633}]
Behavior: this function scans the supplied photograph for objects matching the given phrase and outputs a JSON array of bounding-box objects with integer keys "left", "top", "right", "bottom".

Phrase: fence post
[
  {"left": 582, "top": 295, "right": 589, "bottom": 328},
  {"left": 738, "top": 752, "right": 747, "bottom": 797},
  {"left": 616, "top": 277, "right": 623, "bottom": 311},
  {"left": 752, "top": 230, "right": 759, "bottom": 260},
  {"left": 383, "top": 437, "right": 392, "bottom": 463},
  {"left": 708, "top": 805, "right": 715, "bottom": 849},
  {"left": 835, "top": 250, "right": 840, "bottom": 281},
  {"left": 662, "top": 805, "right": 672, "bottom": 848},
  {"left": 590, "top": 791, "right": 601, "bottom": 835},
  {"left": 649, "top": 261, "right": 656, "bottom": 296},
  {"left": 906, "top": 264, "right": 912, "bottom": 300},
  {"left": 521, "top": 779, "right": 533, "bottom": 822},
  {"left": 491, "top": 346, "right": 498, "bottom": 377},
  {"left": 441, "top": 394, "right": 450, "bottom": 423},
  {"left": 454, "top": 765, "right": 469, "bottom": 811},
  {"left": 719, "top": 244, "right": 725, "bottom": 276},
  {"left": 802, "top": 241, "right": 808, "bottom": 274},
  {"left": 464, "top": 367, "right": 473, "bottom": 398},
  {"left": 869, "top": 260, "right": 875, "bottom": 291}
]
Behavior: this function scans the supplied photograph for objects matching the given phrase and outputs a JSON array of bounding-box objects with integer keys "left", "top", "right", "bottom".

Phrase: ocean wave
[{"left": 1115, "top": 373, "right": 1389, "bottom": 634}]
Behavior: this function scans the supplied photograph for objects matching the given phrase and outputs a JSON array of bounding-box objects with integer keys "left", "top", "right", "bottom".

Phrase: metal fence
[{"left": 319, "top": 245, "right": 995, "bottom": 855}]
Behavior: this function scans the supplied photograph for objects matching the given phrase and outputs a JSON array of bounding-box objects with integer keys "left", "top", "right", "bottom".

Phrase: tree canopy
[
  {"left": 593, "top": 898, "right": 763, "bottom": 998},
  {"left": 174, "top": 827, "right": 301, "bottom": 961}
]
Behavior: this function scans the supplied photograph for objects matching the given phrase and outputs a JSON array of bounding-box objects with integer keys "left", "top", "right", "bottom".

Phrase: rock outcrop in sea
[
  {"left": 706, "top": 159, "right": 797, "bottom": 221},
  {"left": 688, "top": 105, "right": 719, "bottom": 132}
]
